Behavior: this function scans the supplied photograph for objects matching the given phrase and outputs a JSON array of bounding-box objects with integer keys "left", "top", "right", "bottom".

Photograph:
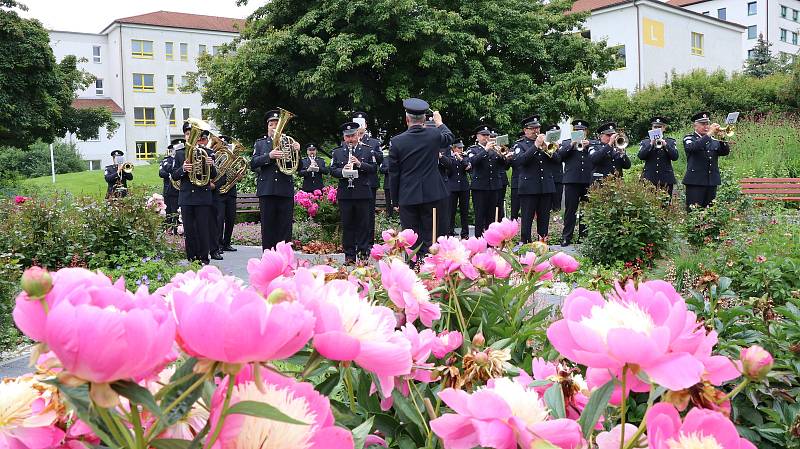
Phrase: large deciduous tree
[
  {"left": 0, "top": 1, "right": 118, "bottom": 148},
  {"left": 198, "top": 0, "right": 615, "bottom": 145}
]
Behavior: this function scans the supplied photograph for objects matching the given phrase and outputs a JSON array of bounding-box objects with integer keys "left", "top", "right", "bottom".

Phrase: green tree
[
  {"left": 197, "top": 0, "right": 616, "bottom": 144},
  {"left": 0, "top": 1, "right": 118, "bottom": 148},
  {"left": 744, "top": 34, "right": 779, "bottom": 78}
]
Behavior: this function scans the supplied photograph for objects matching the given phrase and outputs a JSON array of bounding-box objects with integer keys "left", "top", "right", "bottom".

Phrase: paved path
[{"left": 0, "top": 355, "right": 31, "bottom": 378}]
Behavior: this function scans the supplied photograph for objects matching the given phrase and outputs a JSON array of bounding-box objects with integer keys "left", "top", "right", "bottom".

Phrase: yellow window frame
[
  {"left": 169, "top": 109, "right": 176, "bottom": 126},
  {"left": 166, "top": 75, "right": 175, "bottom": 93},
  {"left": 691, "top": 32, "right": 704, "bottom": 56},
  {"left": 133, "top": 73, "right": 155, "bottom": 92},
  {"left": 136, "top": 141, "right": 157, "bottom": 160},
  {"left": 165, "top": 42, "right": 174, "bottom": 60},
  {"left": 131, "top": 39, "right": 154, "bottom": 58},
  {"left": 133, "top": 107, "right": 156, "bottom": 126},
  {"left": 180, "top": 43, "right": 188, "bottom": 61}
]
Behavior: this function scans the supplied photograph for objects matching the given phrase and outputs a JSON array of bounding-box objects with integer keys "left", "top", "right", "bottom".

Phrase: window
[
  {"left": 781, "top": 5, "right": 788, "bottom": 18},
  {"left": 88, "top": 160, "right": 102, "bottom": 171},
  {"left": 169, "top": 109, "right": 176, "bottom": 126},
  {"left": 181, "top": 75, "right": 189, "bottom": 89},
  {"left": 691, "top": 32, "right": 704, "bottom": 56},
  {"left": 212, "top": 45, "right": 221, "bottom": 55},
  {"left": 166, "top": 75, "right": 175, "bottom": 93},
  {"left": 781, "top": 28, "right": 788, "bottom": 42},
  {"left": 198, "top": 76, "right": 207, "bottom": 88},
  {"left": 199, "top": 44, "right": 207, "bottom": 55},
  {"left": 165, "top": 42, "right": 174, "bottom": 60},
  {"left": 748, "top": 49, "right": 756, "bottom": 59},
  {"left": 95, "top": 78, "right": 103, "bottom": 96},
  {"left": 201, "top": 108, "right": 214, "bottom": 121},
  {"left": 92, "top": 45, "right": 101, "bottom": 63},
  {"left": 794, "top": 9, "right": 799, "bottom": 21},
  {"left": 748, "top": 25, "right": 757, "bottom": 39},
  {"left": 611, "top": 45, "right": 626, "bottom": 69},
  {"left": 182, "top": 108, "right": 190, "bottom": 121},
  {"left": 131, "top": 39, "right": 153, "bottom": 58},
  {"left": 132, "top": 73, "right": 155, "bottom": 92},
  {"left": 136, "top": 141, "right": 157, "bottom": 160},
  {"left": 793, "top": 31, "right": 798, "bottom": 45},
  {"left": 748, "top": 2, "right": 757, "bottom": 16},
  {"left": 717, "top": 8, "right": 726, "bottom": 20},
  {"left": 180, "top": 43, "right": 188, "bottom": 61},
  {"left": 134, "top": 107, "right": 156, "bottom": 126}
]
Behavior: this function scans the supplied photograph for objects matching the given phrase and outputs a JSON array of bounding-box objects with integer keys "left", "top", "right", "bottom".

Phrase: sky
[{"left": 17, "top": 0, "right": 262, "bottom": 33}]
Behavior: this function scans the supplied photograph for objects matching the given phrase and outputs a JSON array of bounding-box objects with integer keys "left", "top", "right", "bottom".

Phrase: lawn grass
[{"left": 24, "top": 162, "right": 164, "bottom": 199}]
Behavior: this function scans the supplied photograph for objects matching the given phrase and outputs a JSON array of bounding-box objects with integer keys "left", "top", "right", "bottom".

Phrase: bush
[
  {"left": 95, "top": 253, "right": 201, "bottom": 292},
  {"left": 0, "top": 140, "right": 86, "bottom": 178},
  {"left": 0, "top": 252, "right": 24, "bottom": 352},
  {"left": 582, "top": 176, "right": 673, "bottom": 266}
]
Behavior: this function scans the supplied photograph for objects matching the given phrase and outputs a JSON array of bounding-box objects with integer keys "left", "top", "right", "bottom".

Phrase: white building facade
[
  {"left": 575, "top": 0, "right": 745, "bottom": 91},
  {"left": 48, "top": 12, "right": 242, "bottom": 168},
  {"left": 670, "top": 0, "right": 800, "bottom": 62}
]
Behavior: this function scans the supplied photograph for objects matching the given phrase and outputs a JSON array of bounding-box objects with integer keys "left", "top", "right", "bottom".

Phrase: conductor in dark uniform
[
  {"left": 251, "top": 109, "right": 300, "bottom": 251},
  {"left": 331, "top": 122, "right": 376, "bottom": 263},
  {"left": 467, "top": 125, "right": 504, "bottom": 237},
  {"left": 388, "top": 98, "right": 455, "bottom": 256},
  {"left": 171, "top": 124, "right": 217, "bottom": 264},
  {"left": 683, "top": 112, "right": 730, "bottom": 211},
  {"left": 354, "top": 112, "right": 383, "bottom": 245},
  {"left": 638, "top": 116, "right": 679, "bottom": 199},
  {"left": 448, "top": 140, "right": 471, "bottom": 238},
  {"left": 159, "top": 141, "right": 182, "bottom": 232},
  {"left": 298, "top": 143, "right": 328, "bottom": 193},
  {"left": 558, "top": 119, "right": 593, "bottom": 246},
  {"left": 105, "top": 149, "right": 133, "bottom": 199},
  {"left": 515, "top": 124, "right": 561, "bottom": 243},
  {"left": 428, "top": 114, "right": 453, "bottom": 238},
  {"left": 590, "top": 122, "right": 631, "bottom": 180}
]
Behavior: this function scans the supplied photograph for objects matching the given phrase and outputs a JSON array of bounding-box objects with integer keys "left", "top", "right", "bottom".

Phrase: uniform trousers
[
  {"left": 368, "top": 188, "right": 377, "bottom": 244},
  {"left": 215, "top": 193, "right": 236, "bottom": 248},
  {"left": 259, "top": 195, "right": 293, "bottom": 250},
  {"left": 685, "top": 185, "right": 717, "bottom": 211},
  {"left": 383, "top": 188, "right": 394, "bottom": 217},
  {"left": 436, "top": 196, "right": 450, "bottom": 239},
  {"left": 495, "top": 185, "right": 507, "bottom": 220},
  {"left": 644, "top": 179, "right": 675, "bottom": 204},
  {"left": 520, "top": 194, "right": 551, "bottom": 243},
  {"left": 339, "top": 198, "right": 371, "bottom": 262},
  {"left": 181, "top": 205, "right": 211, "bottom": 263},
  {"left": 562, "top": 183, "right": 590, "bottom": 244},
  {"left": 552, "top": 182, "right": 564, "bottom": 211},
  {"left": 165, "top": 193, "right": 179, "bottom": 232},
  {"left": 471, "top": 189, "right": 499, "bottom": 237},
  {"left": 399, "top": 199, "right": 438, "bottom": 257},
  {"left": 208, "top": 196, "right": 220, "bottom": 254},
  {"left": 449, "top": 190, "right": 470, "bottom": 238},
  {"left": 510, "top": 188, "right": 520, "bottom": 220}
]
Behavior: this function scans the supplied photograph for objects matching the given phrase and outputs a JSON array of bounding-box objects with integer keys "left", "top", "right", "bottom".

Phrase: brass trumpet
[
  {"left": 654, "top": 138, "right": 666, "bottom": 149},
  {"left": 613, "top": 130, "right": 629, "bottom": 152},
  {"left": 119, "top": 162, "right": 134, "bottom": 174},
  {"left": 710, "top": 124, "right": 735, "bottom": 142}
]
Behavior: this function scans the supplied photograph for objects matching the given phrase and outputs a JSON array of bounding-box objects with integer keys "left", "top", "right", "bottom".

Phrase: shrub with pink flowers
[
  {"left": 293, "top": 185, "right": 340, "bottom": 244},
  {"left": 1, "top": 220, "right": 769, "bottom": 449}
]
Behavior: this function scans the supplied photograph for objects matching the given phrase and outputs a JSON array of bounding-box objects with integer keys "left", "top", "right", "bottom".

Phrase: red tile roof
[
  {"left": 72, "top": 98, "right": 124, "bottom": 115},
  {"left": 668, "top": 0, "right": 709, "bottom": 6},
  {"left": 106, "top": 11, "right": 245, "bottom": 34},
  {"left": 571, "top": 0, "right": 629, "bottom": 13}
]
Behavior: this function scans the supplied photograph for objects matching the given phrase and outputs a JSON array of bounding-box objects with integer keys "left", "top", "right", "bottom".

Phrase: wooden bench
[
  {"left": 375, "top": 189, "right": 386, "bottom": 209},
  {"left": 739, "top": 178, "right": 800, "bottom": 201},
  {"left": 236, "top": 193, "right": 260, "bottom": 213}
]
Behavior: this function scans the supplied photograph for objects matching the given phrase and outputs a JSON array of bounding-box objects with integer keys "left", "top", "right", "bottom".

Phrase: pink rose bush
[{"left": 295, "top": 185, "right": 337, "bottom": 217}]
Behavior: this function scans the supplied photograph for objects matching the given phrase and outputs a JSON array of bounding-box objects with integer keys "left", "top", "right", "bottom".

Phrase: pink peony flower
[
  {"left": 755, "top": 255, "right": 767, "bottom": 263},
  {"left": 208, "top": 370, "right": 354, "bottom": 449},
  {"left": 432, "top": 330, "right": 463, "bottom": 358},
  {"left": 247, "top": 241, "right": 296, "bottom": 295},
  {"left": 365, "top": 435, "right": 387, "bottom": 448},
  {"left": 430, "top": 377, "right": 584, "bottom": 449},
  {"left": 483, "top": 218, "right": 519, "bottom": 247},
  {"left": 380, "top": 258, "right": 441, "bottom": 327},
  {"left": 550, "top": 252, "right": 579, "bottom": 273},
  {"left": 14, "top": 195, "right": 29, "bottom": 204},
  {"left": 370, "top": 243, "right": 390, "bottom": 260},
  {"left": 534, "top": 261, "right": 554, "bottom": 280},
  {"left": 516, "top": 358, "right": 592, "bottom": 423},
  {"left": 0, "top": 376, "right": 65, "bottom": 449},
  {"left": 421, "top": 236, "right": 479, "bottom": 280},
  {"left": 596, "top": 424, "right": 640, "bottom": 449},
  {"left": 646, "top": 403, "right": 756, "bottom": 449},
  {"left": 740, "top": 345, "right": 773, "bottom": 381},
  {"left": 547, "top": 281, "right": 704, "bottom": 391},
  {"left": 462, "top": 236, "right": 487, "bottom": 255}
]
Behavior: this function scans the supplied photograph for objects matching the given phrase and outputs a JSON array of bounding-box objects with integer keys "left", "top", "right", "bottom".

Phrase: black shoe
[
  {"left": 222, "top": 245, "right": 237, "bottom": 252},
  {"left": 561, "top": 240, "right": 571, "bottom": 247},
  {"left": 211, "top": 252, "right": 224, "bottom": 260},
  {"left": 200, "top": 259, "right": 210, "bottom": 265}
]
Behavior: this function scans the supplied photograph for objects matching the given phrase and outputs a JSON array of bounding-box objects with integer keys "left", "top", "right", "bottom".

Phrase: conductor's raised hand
[{"left": 432, "top": 111, "right": 443, "bottom": 127}]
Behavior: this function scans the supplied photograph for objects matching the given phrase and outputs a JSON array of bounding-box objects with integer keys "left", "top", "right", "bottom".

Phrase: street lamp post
[{"left": 160, "top": 104, "right": 175, "bottom": 156}]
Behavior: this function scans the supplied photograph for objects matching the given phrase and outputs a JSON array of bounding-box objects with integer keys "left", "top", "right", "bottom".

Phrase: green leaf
[
  {"left": 543, "top": 383, "right": 566, "bottom": 419},
  {"left": 225, "top": 400, "right": 308, "bottom": 425},
  {"left": 316, "top": 369, "right": 342, "bottom": 396},
  {"left": 531, "top": 440, "right": 561, "bottom": 449},
  {"left": 111, "top": 380, "right": 161, "bottom": 416},
  {"left": 159, "top": 358, "right": 206, "bottom": 431},
  {"left": 149, "top": 439, "right": 192, "bottom": 449},
  {"left": 44, "top": 380, "right": 115, "bottom": 446},
  {"left": 397, "top": 436, "right": 417, "bottom": 449},
  {"left": 577, "top": 380, "right": 615, "bottom": 439},
  {"left": 390, "top": 390, "right": 426, "bottom": 434},
  {"left": 352, "top": 416, "right": 375, "bottom": 449}
]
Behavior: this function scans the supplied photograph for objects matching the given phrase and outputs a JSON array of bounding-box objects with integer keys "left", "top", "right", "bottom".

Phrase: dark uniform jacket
[
  {"left": 447, "top": 153, "right": 471, "bottom": 192},
  {"left": 513, "top": 138, "right": 561, "bottom": 195},
  {"left": 171, "top": 148, "right": 217, "bottom": 206},
  {"left": 438, "top": 147, "right": 454, "bottom": 184},
  {"left": 379, "top": 158, "right": 390, "bottom": 189},
  {"left": 467, "top": 143, "right": 505, "bottom": 191},
  {"left": 682, "top": 132, "right": 730, "bottom": 186},
  {"left": 638, "top": 138, "right": 679, "bottom": 185},
  {"left": 250, "top": 135, "right": 295, "bottom": 198},
  {"left": 589, "top": 141, "right": 631, "bottom": 177},
  {"left": 361, "top": 136, "right": 383, "bottom": 189},
  {"left": 510, "top": 138, "right": 525, "bottom": 189},
  {"left": 105, "top": 164, "right": 133, "bottom": 196},
  {"left": 388, "top": 124, "right": 455, "bottom": 206},
  {"left": 298, "top": 156, "right": 328, "bottom": 192},
  {"left": 159, "top": 156, "right": 178, "bottom": 197},
  {"left": 558, "top": 140, "right": 594, "bottom": 184},
  {"left": 331, "top": 144, "right": 376, "bottom": 200}
]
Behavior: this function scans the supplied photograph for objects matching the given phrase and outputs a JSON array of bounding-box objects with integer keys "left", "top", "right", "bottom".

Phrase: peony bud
[
  {"left": 472, "top": 332, "right": 485, "bottom": 348},
  {"left": 550, "top": 251, "right": 580, "bottom": 273},
  {"left": 531, "top": 241, "right": 549, "bottom": 256},
  {"left": 21, "top": 266, "right": 53, "bottom": 299},
  {"left": 740, "top": 345, "right": 773, "bottom": 381}
]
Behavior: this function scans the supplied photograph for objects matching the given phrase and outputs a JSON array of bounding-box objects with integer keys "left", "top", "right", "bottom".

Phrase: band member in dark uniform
[
  {"left": 172, "top": 122, "right": 216, "bottom": 264},
  {"left": 251, "top": 109, "right": 301, "bottom": 251},
  {"left": 204, "top": 137, "right": 224, "bottom": 261},
  {"left": 590, "top": 122, "right": 631, "bottom": 181},
  {"left": 354, "top": 112, "right": 383, "bottom": 245},
  {"left": 467, "top": 125, "right": 504, "bottom": 237},
  {"left": 683, "top": 111, "right": 730, "bottom": 211},
  {"left": 388, "top": 98, "right": 455, "bottom": 256},
  {"left": 638, "top": 116, "right": 679, "bottom": 200},
  {"left": 159, "top": 141, "right": 182, "bottom": 232},
  {"left": 379, "top": 156, "right": 393, "bottom": 218},
  {"left": 213, "top": 135, "right": 238, "bottom": 253},
  {"left": 492, "top": 131, "right": 511, "bottom": 221},
  {"left": 104, "top": 149, "right": 133, "bottom": 199},
  {"left": 551, "top": 133, "right": 565, "bottom": 212},
  {"left": 331, "top": 122, "right": 376, "bottom": 264},
  {"left": 515, "top": 123, "right": 560, "bottom": 243},
  {"left": 448, "top": 140, "right": 471, "bottom": 238},
  {"left": 427, "top": 114, "right": 452, "bottom": 238},
  {"left": 510, "top": 132, "right": 524, "bottom": 220},
  {"left": 298, "top": 143, "right": 328, "bottom": 193},
  {"left": 558, "top": 119, "right": 593, "bottom": 247}
]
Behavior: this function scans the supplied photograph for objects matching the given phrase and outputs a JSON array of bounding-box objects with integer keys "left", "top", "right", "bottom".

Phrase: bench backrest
[
  {"left": 235, "top": 193, "right": 260, "bottom": 212},
  {"left": 739, "top": 178, "right": 800, "bottom": 201}
]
